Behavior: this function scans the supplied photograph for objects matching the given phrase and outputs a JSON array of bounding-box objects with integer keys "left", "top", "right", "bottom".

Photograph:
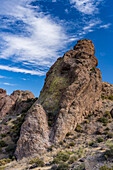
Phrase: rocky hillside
[{"left": 0, "top": 39, "right": 113, "bottom": 170}]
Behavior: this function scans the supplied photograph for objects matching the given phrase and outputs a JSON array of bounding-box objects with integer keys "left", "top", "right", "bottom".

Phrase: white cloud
[
  {"left": 0, "top": 0, "right": 67, "bottom": 69},
  {"left": 0, "top": 65, "right": 45, "bottom": 76},
  {"left": 3, "top": 82, "right": 15, "bottom": 86},
  {"left": 100, "top": 23, "right": 111, "bottom": 29},
  {"left": 0, "top": 75, "right": 6, "bottom": 79},
  {"left": 70, "top": 0, "right": 103, "bottom": 15},
  {"left": 0, "top": 0, "right": 110, "bottom": 76}
]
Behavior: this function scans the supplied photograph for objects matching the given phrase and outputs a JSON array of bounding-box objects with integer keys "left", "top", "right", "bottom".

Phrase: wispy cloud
[
  {"left": 100, "top": 23, "right": 111, "bottom": 29},
  {"left": 0, "top": 65, "right": 45, "bottom": 76},
  {"left": 70, "top": 0, "right": 103, "bottom": 15},
  {"left": 0, "top": 75, "right": 11, "bottom": 79},
  {"left": 0, "top": 0, "right": 111, "bottom": 76},
  {"left": 0, "top": 75, "right": 6, "bottom": 79},
  {"left": 0, "top": 0, "right": 67, "bottom": 69},
  {"left": 3, "top": 82, "right": 15, "bottom": 86}
]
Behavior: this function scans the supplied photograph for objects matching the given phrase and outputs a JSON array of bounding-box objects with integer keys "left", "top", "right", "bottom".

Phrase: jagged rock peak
[
  {"left": 74, "top": 39, "right": 95, "bottom": 56},
  {"left": 0, "top": 88, "right": 7, "bottom": 94}
]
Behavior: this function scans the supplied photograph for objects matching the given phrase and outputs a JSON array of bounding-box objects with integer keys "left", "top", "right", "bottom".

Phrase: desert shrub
[
  {"left": 5, "top": 144, "right": 15, "bottom": 153},
  {"left": 96, "top": 137, "right": 104, "bottom": 143},
  {"left": 0, "top": 141, "right": 7, "bottom": 148},
  {"left": 100, "top": 164, "right": 113, "bottom": 170},
  {"left": 75, "top": 124, "right": 83, "bottom": 133},
  {"left": 101, "top": 95, "right": 108, "bottom": 100},
  {"left": 75, "top": 147, "right": 84, "bottom": 158},
  {"left": 104, "top": 111, "right": 112, "bottom": 119},
  {"left": 74, "top": 163, "right": 85, "bottom": 170},
  {"left": 66, "top": 132, "right": 72, "bottom": 137},
  {"left": 104, "top": 145, "right": 113, "bottom": 160},
  {"left": 83, "top": 119, "right": 89, "bottom": 124},
  {"left": 29, "top": 157, "right": 44, "bottom": 167},
  {"left": 48, "top": 145, "right": 55, "bottom": 151},
  {"left": 88, "top": 141, "right": 96, "bottom": 146},
  {"left": 0, "top": 158, "right": 11, "bottom": 166},
  {"left": 104, "top": 127, "right": 110, "bottom": 131},
  {"left": 57, "top": 163, "right": 69, "bottom": 170},
  {"left": 108, "top": 95, "right": 113, "bottom": 101},
  {"left": 4, "top": 123, "right": 8, "bottom": 125},
  {"left": 66, "top": 151, "right": 73, "bottom": 155},
  {"left": 107, "top": 133, "right": 113, "bottom": 138},
  {"left": 69, "top": 156, "right": 78, "bottom": 164},
  {"left": 8, "top": 118, "right": 11, "bottom": 121},
  {"left": 90, "top": 67, "right": 95, "bottom": 72},
  {"left": 1, "top": 133, "right": 7, "bottom": 138},
  {"left": 98, "top": 117, "right": 108, "bottom": 124},
  {"left": 69, "top": 142, "right": 75, "bottom": 147},
  {"left": 52, "top": 151, "right": 70, "bottom": 164}
]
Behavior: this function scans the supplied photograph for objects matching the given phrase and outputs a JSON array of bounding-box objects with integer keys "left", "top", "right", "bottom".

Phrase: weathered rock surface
[
  {"left": 1, "top": 39, "right": 113, "bottom": 162},
  {"left": 38, "top": 39, "right": 102, "bottom": 143},
  {"left": 15, "top": 102, "right": 50, "bottom": 159},
  {"left": 0, "top": 90, "right": 35, "bottom": 119}
]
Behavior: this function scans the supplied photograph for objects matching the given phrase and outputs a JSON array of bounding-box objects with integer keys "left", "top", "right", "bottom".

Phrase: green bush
[
  {"left": 29, "top": 157, "right": 44, "bottom": 167},
  {"left": 75, "top": 147, "right": 84, "bottom": 158},
  {"left": 98, "top": 117, "right": 108, "bottom": 124},
  {"left": 57, "top": 163, "right": 69, "bottom": 170},
  {"left": 107, "top": 133, "right": 113, "bottom": 138},
  {"left": 1, "top": 133, "right": 7, "bottom": 138},
  {"left": 66, "top": 132, "right": 72, "bottom": 137},
  {"left": 96, "top": 137, "right": 104, "bottom": 143},
  {"left": 74, "top": 163, "right": 85, "bottom": 170},
  {"left": 69, "top": 156, "right": 78, "bottom": 164},
  {"left": 0, "top": 158, "right": 11, "bottom": 166},
  {"left": 104, "top": 145, "right": 113, "bottom": 160},
  {"left": 52, "top": 151, "right": 70, "bottom": 164},
  {"left": 69, "top": 142, "right": 75, "bottom": 147},
  {"left": 5, "top": 144, "right": 15, "bottom": 153},
  {"left": 88, "top": 141, "right": 96, "bottom": 146},
  {"left": 0, "top": 141, "right": 7, "bottom": 148},
  {"left": 104, "top": 111, "right": 112, "bottom": 119},
  {"left": 101, "top": 95, "right": 108, "bottom": 100},
  {"left": 108, "top": 95, "right": 113, "bottom": 101},
  {"left": 75, "top": 125, "right": 83, "bottom": 133},
  {"left": 100, "top": 164, "right": 113, "bottom": 170},
  {"left": 104, "top": 127, "right": 110, "bottom": 131}
]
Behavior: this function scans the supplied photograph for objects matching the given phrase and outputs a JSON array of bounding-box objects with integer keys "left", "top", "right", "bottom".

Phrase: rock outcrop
[
  {"left": 0, "top": 90, "right": 35, "bottom": 119},
  {"left": 2, "top": 39, "right": 113, "bottom": 161},
  {"left": 15, "top": 102, "right": 50, "bottom": 159},
  {"left": 38, "top": 39, "right": 102, "bottom": 143}
]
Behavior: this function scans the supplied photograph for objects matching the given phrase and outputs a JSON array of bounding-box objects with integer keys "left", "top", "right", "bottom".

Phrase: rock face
[
  {"left": 0, "top": 90, "right": 35, "bottom": 119},
  {"left": 4, "top": 39, "right": 113, "bottom": 160},
  {"left": 15, "top": 102, "right": 50, "bottom": 159},
  {"left": 39, "top": 39, "right": 102, "bottom": 143}
]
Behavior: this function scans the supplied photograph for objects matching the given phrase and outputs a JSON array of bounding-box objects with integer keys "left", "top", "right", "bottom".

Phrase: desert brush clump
[
  {"left": 0, "top": 158, "right": 12, "bottom": 166},
  {"left": 104, "top": 145, "right": 113, "bottom": 160},
  {"left": 52, "top": 151, "right": 70, "bottom": 164},
  {"left": 56, "top": 163, "right": 70, "bottom": 170},
  {"left": 100, "top": 164, "right": 113, "bottom": 170},
  {"left": 29, "top": 157, "right": 44, "bottom": 167}
]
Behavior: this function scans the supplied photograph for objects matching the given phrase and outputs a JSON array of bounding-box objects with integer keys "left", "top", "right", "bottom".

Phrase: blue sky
[{"left": 0, "top": 0, "right": 113, "bottom": 97}]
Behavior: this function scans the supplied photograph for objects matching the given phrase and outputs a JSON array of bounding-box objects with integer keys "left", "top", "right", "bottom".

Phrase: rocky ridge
[{"left": 0, "top": 39, "right": 113, "bottom": 170}]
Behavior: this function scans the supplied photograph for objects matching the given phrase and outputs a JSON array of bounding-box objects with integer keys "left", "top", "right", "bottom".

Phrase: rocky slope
[
  {"left": 0, "top": 89, "right": 36, "bottom": 160},
  {"left": 0, "top": 39, "right": 113, "bottom": 170}
]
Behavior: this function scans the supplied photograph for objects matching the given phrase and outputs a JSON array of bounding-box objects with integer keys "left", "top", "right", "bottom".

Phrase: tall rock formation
[
  {"left": 38, "top": 39, "right": 102, "bottom": 143},
  {"left": 15, "top": 102, "right": 50, "bottom": 159},
  {"left": 15, "top": 39, "right": 113, "bottom": 159}
]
